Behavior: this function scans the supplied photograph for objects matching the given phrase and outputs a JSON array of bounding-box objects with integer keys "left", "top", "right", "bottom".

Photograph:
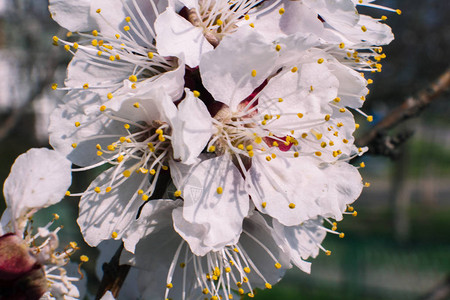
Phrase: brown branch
[
  {"left": 95, "top": 244, "right": 130, "bottom": 300},
  {"left": 356, "top": 68, "right": 450, "bottom": 152}
]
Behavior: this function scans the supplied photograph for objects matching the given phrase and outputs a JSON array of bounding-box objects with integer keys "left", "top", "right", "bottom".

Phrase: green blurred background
[{"left": 0, "top": 0, "right": 449, "bottom": 299}]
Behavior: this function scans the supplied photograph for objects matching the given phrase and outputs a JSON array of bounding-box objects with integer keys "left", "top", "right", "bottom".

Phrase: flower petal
[{"left": 2, "top": 148, "right": 71, "bottom": 233}]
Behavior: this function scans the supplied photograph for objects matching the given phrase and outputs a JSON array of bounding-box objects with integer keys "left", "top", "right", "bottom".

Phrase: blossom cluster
[{"left": 2, "top": 0, "right": 399, "bottom": 299}]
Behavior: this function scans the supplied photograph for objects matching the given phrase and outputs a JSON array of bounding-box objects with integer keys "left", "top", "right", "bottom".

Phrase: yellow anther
[
  {"left": 325, "top": 114, "right": 331, "bottom": 121},
  {"left": 279, "top": 7, "right": 285, "bottom": 14},
  {"left": 166, "top": 283, "right": 173, "bottom": 289},
  {"left": 72, "top": 42, "right": 79, "bottom": 49},
  {"left": 107, "top": 144, "right": 116, "bottom": 151},
  {"left": 291, "top": 66, "right": 298, "bottom": 72},
  {"left": 202, "top": 288, "right": 209, "bottom": 294},
  {"left": 244, "top": 267, "right": 251, "bottom": 273},
  {"left": 96, "top": 143, "right": 102, "bottom": 149},
  {"left": 99, "top": 105, "right": 106, "bottom": 112},
  {"left": 174, "top": 190, "right": 182, "bottom": 198},
  {"left": 288, "top": 203, "right": 296, "bottom": 209},
  {"left": 97, "top": 50, "right": 103, "bottom": 56},
  {"left": 261, "top": 202, "right": 267, "bottom": 208},
  {"left": 248, "top": 150, "right": 254, "bottom": 157},
  {"left": 51, "top": 83, "right": 58, "bottom": 90},
  {"left": 251, "top": 69, "right": 257, "bottom": 77},
  {"left": 106, "top": 93, "right": 113, "bottom": 100},
  {"left": 339, "top": 232, "right": 345, "bottom": 239},
  {"left": 396, "top": 9, "right": 402, "bottom": 15},
  {"left": 125, "top": 16, "right": 131, "bottom": 22},
  {"left": 339, "top": 42, "right": 345, "bottom": 49},
  {"left": 233, "top": 248, "right": 239, "bottom": 253},
  {"left": 133, "top": 102, "right": 140, "bottom": 108},
  {"left": 343, "top": 139, "right": 349, "bottom": 144},
  {"left": 96, "top": 8, "right": 101, "bottom": 13},
  {"left": 129, "top": 75, "right": 137, "bottom": 82},
  {"left": 179, "top": 263, "right": 186, "bottom": 268},
  {"left": 83, "top": 83, "right": 89, "bottom": 89},
  {"left": 249, "top": 23, "right": 254, "bottom": 28},
  {"left": 244, "top": 14, "right": 250, "bottom": 20},
  {"left": 317, "top": 58, "right": 324, "bottom": 64},
  {"left": 94, "top": 186, "right": 101, "bottom": 193},
  {"left": 80, "top": 255, "right": 89, "bottom": 262},
  {"left": 115, "top": 54, "right": 121, "bottom": 60},
  {"left": 123, "top": 25, "right": 130, "bottom": 31},
  {"left": 122, "top": 170, "right": 131, "bottom": 177},
  {"left": 124, "top": 124, "right": 130, "bottom": 129},
  {"left": 162, "top": 165, "right": 169, "bottom": 171},
  {"left": 248, "top": 293, "right": 255, "bottom": 298},
  {"left": 360, "top": 162, "right": 366, "bottom": 168},
  {"left": 65, "top": 191, "right": 71, "bottom": 196},
  {"left": 71, "top": 143, "right": 77, "bottom": 148},
  {"left": 208, "top": 146, "right": 216, "bottom": 152},
  {"left": 105, "top": 187, "right": 112, "bottom": 193},
  {"left": 292, "top": 152, "right": 299, "bottom": 158},
  {"left": 111, "top": 231, "right": 118, "bottom": 239},
  {"left": 216, "top": 187, "right": 223, "bottom": 194},
  {"left": 275, "top": 44, "right": 281, "bottom": 51},
  {"left": 325, "top": 250, "right": 331, "bottom": 256},
  {"left": 69, "top": 241, "right": 77, "bottom": 248},
  {"left": 254, "top": 136, "right": 262, "bottom": 144},
  {"left": 50, "top": 213, "right": 60, "bottom": 222},
  {"left": 147, "top": 52, "right": 154, "bottom": 59},
  {"left": 108, "top": 55, "right": 115, "bottom": 61},
  {"left": 92, "top": 30, "right": 98, "bottom": 36},
  {"left": 238, "top": 289, "right": 244, "bottom": 295},
  {"left": 272, "top": 141, "right": 279, "bottom": 147},
  {"left": 246, "top": 145, "right": 253, "bottom": 151},
  {"left": 367, "top": 115, "right": 373, "bottom": 122},
  {"left": 52, "top": 36, "right": 59, "bottom": 43},
  {"left": 97, "top": 151, "right": 103, "bottom": 156},
  {"left": 274, "top": 263, "right": 281, "bottom": 269},
  {"left": 91, "top": 39, "right": 98, "bottom": 46},
  {"left": 365, "top": 182, "right": 371, "bottom": 187},
  {"left": 150, "top": 169, "right": 156, "bottom": 175},
  {"left": 64, "top": 44, "right": 70, "bottom": 51},
  {"left": 367, "top": 79, "right": 373, "bottom": 84},
  {"left": 213, "top": 267, "right": 220, "bottom": 277},
  {"left": 142, "top": 194, "right": 149, "bottom": 201},
  {"left": 115, "top": 34, "right": 120, "bottom": 39},
  {"left": 361, "top": 25, "right": 367, "bottom": 32},
  {"left": 334, "top": 97, "right": 341, "bottom": 103},
  {"left": 193, "top": 90, "right": 200, "bottom": 97},
  {"left": 216, "top": 19, "right": 223, "bottom": 25},
  {"left": 297, "top": 113, "right": 303, "bottom": 118},
  {"left": 238, "top": 144, "right": 245, "bottom": 150},
  {"left": 339, "top": 108, "right": 346, "bottom": 113},
  {"left": 321, "top": 142, "right": 327, "bottom": 148},
  {"left": 352, "top": 211, "right": 358, "bottom": 217},
  {"left": 278, "top": 98, "right": 283, "bottom": 102},
  {"left": 315, "top": 151, "right": 322, "bottom": 156},
  {"left": 117, "top": 155, "right": 124, "bottom": 162}
]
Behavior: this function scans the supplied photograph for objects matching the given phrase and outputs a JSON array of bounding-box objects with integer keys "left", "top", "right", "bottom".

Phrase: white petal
[
  {"left": 49, "top": 91, "right": 124, "bottom": 167},
  {"left": 155, "top": 8, "right": 213, "bottom": 67},
  {"left": 200, "top": 28, "right": 277, "bottom": 110},
  {"left": 77, "top": 163, "right": 150, "bottom": 246},
  {"left": 122, "top": 199, "right": 181, "bottom": 253},
  {"left": 171, "top": 90, "right": 214, "bottom": 165},
  {"left": 273, "top": 218, "right": 326, "bottom": 273},
  {"left": 49, "top": 0, "right": 96, "bottom": 32},
  {"left": 169, "top": 155, "right": 249, "bottom": 253},
  {"left": 2, "top": 148, "right": 71, "bottom": 232},
  {"left": 239, "top": 212, "right": 291, "bottom": 285},
  {"left": 246, "top": 155, "right": 327, "bottom": 226},
  {"left": 317, "top": 161, "right": 363, "bottom": 220}
]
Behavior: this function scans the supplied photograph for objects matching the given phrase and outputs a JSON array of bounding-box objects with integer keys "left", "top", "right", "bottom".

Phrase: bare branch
[{"left": 356, "top": 68, "right": 450, "bottom": 155}]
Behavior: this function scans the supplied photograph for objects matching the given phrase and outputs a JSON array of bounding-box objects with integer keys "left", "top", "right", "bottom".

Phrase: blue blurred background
[{"left": 0, "top": 0, "right": 448, "bottom": 299}]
